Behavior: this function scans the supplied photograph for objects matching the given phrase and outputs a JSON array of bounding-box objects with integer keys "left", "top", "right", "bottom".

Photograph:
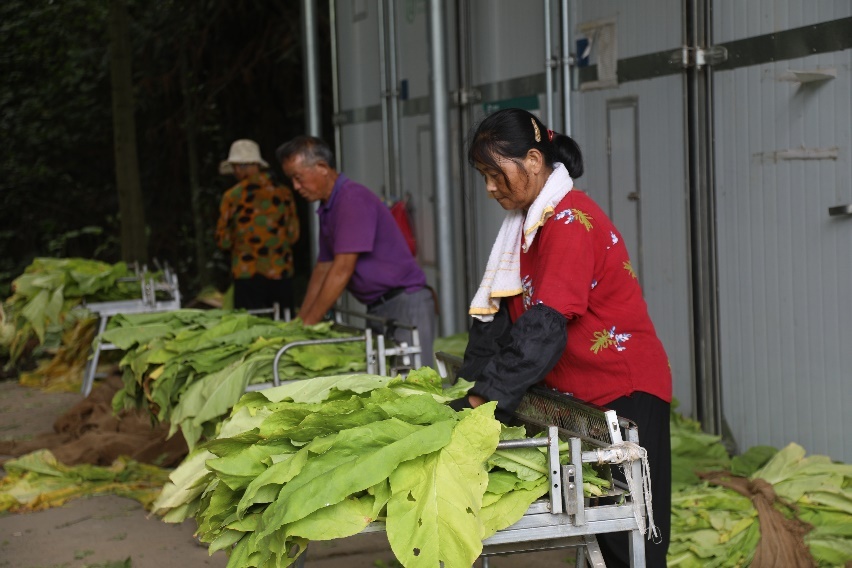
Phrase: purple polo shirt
[{"left": 317, "top": 175, "right": 426, "bottom": 304}]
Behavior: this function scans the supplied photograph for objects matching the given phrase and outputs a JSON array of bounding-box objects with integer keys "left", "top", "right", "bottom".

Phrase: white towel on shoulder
[{"left": 469, "top": 163, "right": 573, "bottom": 321}]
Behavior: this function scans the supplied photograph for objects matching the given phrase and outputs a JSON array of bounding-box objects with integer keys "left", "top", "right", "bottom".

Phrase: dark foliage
[{"left": 0, "top": 0, "right": 332, "bottom": 298}]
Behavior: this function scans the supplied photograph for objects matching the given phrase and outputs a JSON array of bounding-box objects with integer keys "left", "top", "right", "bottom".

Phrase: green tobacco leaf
[
  {"left": 152, "top": 449, "right": 216, "bottom": 516},
  {"left": 20, "top": 289, "right": 50, "bottom": 343},
  {"left": 386, "top": 402, "right": 501, "bottom": 568},
  {"left": 285, "top": 495, "right": 376, "bottom": 540},
  {"left": 803, "top": 490, "right": 852, "bottom": 516},
  {"left": 237, "top": 449, "right": 311, "bottom": 517},
  {"left": 805, "top": 536, "right": 852, "bottom": 566},
  {"left": 253, "top": 374, "right": 393, "bottom": 405},
  {"left": 487, "top": 445, "right": 547, "bottom": 481},
  {"left": 480, "top": 481, "right": 548, "bottom": 538},
  {"left": 752, "top": 442, "right": 806, "bottom": 484},
  {"left": 258, "top": 418, "right": 455, "bottom": 539},
  {"left": 100, "top": 324, "right": 175, "bottom": 350},
  {"left": 729, "top": 445, "right": 777, "bottom": 477},
  {"left": 206, "top": 440, "right": 297, "bottom": 491},
  {"left": 3, "top": 449, "right": 67, "bottom": 477}
]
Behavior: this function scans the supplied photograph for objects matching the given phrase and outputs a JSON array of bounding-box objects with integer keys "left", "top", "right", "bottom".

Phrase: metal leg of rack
[{"left": 81, "top": 315, "right": 110, "bottom": 397}]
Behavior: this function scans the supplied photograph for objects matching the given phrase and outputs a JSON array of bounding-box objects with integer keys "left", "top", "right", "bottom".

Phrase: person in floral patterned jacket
[
  {"left": 216, "top": 139, "right": 299, "bottom": 313},
  {"left": 453, "top": 109, "right": 672, "bottom": 568}
]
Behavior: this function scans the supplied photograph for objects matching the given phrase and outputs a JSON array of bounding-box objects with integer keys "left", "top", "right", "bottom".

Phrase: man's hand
[{"left": 298, "top": 253, "right": 358, "bottom": 325}]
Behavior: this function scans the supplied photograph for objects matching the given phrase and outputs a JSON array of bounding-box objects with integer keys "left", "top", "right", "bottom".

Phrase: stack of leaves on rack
[
  {"left": 107, "top": 310, "right": 370, "bottom": 450},
  {"left": 668, "top": 405, "right": 852, "bottom": 567},
  {"left": 152, "top": 368, "right": 613, "bottom": 568},
  {"left": 0, "top": 257, "right": 139, "bottom": 389}
]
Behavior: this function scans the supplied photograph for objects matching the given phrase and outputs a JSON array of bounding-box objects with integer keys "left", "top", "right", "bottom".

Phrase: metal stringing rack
[
  {"left": 80, "top": 264, "right": 181, "bottom": 396},
  {"left": 424, "top": 353, "right": 652, "bottom": 567}
]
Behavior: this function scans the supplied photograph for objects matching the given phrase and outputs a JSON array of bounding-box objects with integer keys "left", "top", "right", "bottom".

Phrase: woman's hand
[{"left": 468, "top": 394, "right": 487, "bottom": 408}]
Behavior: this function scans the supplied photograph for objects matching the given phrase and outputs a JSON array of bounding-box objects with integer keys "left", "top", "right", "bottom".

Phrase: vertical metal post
[
  {"left": 387, "top": 0, "right": 404, "bottom": 200},
  {"left": 377, "top": 0, "right": 392, "bottom": 200},
  {"left": 428, "top": 0, "right": 459, "bottom": 336},
  {"left": 300, "top": 0, "right": 322, "bottom": 261},
  {"left": 329, "top": 0, "right": 342, "bottom": 168},
  {"left": 686, "top": 0, "right": 722, "bottom": 434},
  {"left": 560, "top": 0, "right": 573, "bottom": 134},
  {"left": 456, "top": 0, "right": 478, "bottom": 302},
  {"left": 544, "top": 0, "right": 554, "bottom": 127},
  {"left": 301, "top": 0, "right": 322, "bottom": 135}
]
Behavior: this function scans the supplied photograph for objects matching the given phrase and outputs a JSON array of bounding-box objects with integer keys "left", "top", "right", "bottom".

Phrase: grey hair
[{"left": 275, "top": 136, "right": 337, "bottom": 169}]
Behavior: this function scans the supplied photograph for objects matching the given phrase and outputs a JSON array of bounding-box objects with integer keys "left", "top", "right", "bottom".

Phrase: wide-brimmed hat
[{"left": 219, "top": 139, "right": 269, "bottom": 175}]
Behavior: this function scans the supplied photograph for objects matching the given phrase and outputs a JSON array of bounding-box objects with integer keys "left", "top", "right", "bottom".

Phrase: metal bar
[
  {"left": 301, "top": 0, "right": 321, "bottom": 136},
  {"left": 377, "top": 334, "right": 387, "bottom": 376},
  {"left": 829, "top": 204, "right": 852, "bottom": 217},
  {"left": 365, "top": 327, "right": 376, "bottom": 374},
  {"left": 82, "top": 315, "right": 110, "bottom": 396},
  {"left": 560, "top": 0, "right": 572, "bottom": 135},
  {"left": 300, "top": 0, "right": 322, "bottom": 262},
  {"left": 686, "top": 0, "right": 723, "bottom": 435},
  {"left": 571, "top": 437, "right": 585, "bottom": 526},
  {"left": 582, "top": 535, "right": 606, "bottom": 567},
  {"left": 377, "top": 0, "right": 392, "bottom": 200},
  {"left": 427, "top": 0, "right": 460, "bottom": 336},
  {"left": 329, "top": 0, "right": 342, "bottom": 169},
  {"left": 547, "top": 426, "right": 563, "bottom": 514},
  {"left": 386, "top": 0, "right": 403, "bottom": 200},
  {"left": 496, "top": 439, "right": 549, "bottom": 450},
  {"left": 410, "top": 326, "right": 421, "bottom": 368},
  {"left": 272, "top": 336, "right": 368, "bottom": 386},
  {"left": 544, "top": 0, "right": 554, "bottom": 127}
]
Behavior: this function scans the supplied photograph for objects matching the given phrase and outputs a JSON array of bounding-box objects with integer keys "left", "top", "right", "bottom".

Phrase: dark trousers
[
  {"left": 233, "top": 275, "right": 294, "bottom": 315},
  {"left": 596, "top": 392, "right": 671, "bottom": 568}
]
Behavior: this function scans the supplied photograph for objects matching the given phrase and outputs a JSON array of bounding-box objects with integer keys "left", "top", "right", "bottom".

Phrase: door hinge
[
  {"left": 451, "top": 87, "right": 482, "bottom": 107},
  {"left": 670, "top": 45, "right": 728, "bottom": 69}
]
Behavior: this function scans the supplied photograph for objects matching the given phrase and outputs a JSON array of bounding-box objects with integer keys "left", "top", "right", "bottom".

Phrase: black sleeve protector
[
  {"left": 457, "top": 300, "right": 514, "bottom": 382},
  {"left": 454, "top": 303, "right": 567, "bottom": 420}
]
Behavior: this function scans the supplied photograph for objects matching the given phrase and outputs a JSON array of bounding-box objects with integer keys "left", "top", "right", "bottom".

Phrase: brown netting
[
  {"left": 699, "top": 471, "right": 816, "bottom": 568},
  {"left": 0, "top": 374, "right": 187, "bottom": 468}
]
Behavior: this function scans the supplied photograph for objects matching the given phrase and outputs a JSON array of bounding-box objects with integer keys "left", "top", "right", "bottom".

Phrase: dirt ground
[{"left": 0, "top": 379, "right": 576, "bottom": 568}]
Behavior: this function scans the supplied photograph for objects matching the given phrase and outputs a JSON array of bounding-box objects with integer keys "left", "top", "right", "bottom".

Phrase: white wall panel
[
  {"left": 573, "top": 0, "right": 682, "bottom": 57},
  {"left": 334, "top": 2, "right": 381, "bottom": 111},
  {"left": 339, "top": 122, "right": 386, "bottom": 195},
  {"left": 714, "top": 50, "right": 852, "bottom": 461},
  {"left": 714, "top": 1, "right": 851, "bottom": 43},
  {"left": 572, "top": 75, "right": 694, "bottom": 416},
  {"left": 468, "top": 0, "right": 546, "bottom": 85}
]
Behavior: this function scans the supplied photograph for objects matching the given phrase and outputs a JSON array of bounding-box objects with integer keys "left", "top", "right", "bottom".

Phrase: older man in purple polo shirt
[{"left": 276, "top": 136, "right": 436, "bottom": 366}]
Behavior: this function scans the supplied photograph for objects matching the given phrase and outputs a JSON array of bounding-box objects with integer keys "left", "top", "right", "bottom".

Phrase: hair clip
[
  {"left": 531, "top": 118, "right": 541, "bottom": 142},
  {"left": 547, "top": 129, "right": 555, "bottom": 142}
]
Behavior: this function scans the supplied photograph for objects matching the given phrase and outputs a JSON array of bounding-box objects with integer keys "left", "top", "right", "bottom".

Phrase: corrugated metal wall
[
  {"left": 328, "top": 1, "right": 851, "bottom": 460},
  {"left": 713, "top": 3, "right": 852, "bottom": 460},
  {"left": 334, "top": 3, "right": 384, "bottom": 191}
]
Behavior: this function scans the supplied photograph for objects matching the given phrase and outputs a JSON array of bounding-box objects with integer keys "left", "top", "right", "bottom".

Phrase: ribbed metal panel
[
  {"left": 714, "top": 49, "right": 852, "bottom": 462},
  {"left": 468, "top": 0, "right": 546, "bottom": 85},
  {"left": 571, "top": 74, "right": 694, "bottom": 417},
  {"left": 714, "top": 0, "right": 851, "bottom": 43},
  {"left": 334, "top": 2, "right": 381, "bottom": 111},
  {"left": 573, "top": 0, "right": 682, "bottom": 57}
]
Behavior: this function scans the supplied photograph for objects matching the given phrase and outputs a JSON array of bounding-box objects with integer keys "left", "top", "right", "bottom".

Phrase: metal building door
[
  {"left": 711, "top": 10, "right": 852, "bottom": 461},
  {"left": 607, "top": 98, "right": 642, "bottom": 281}
]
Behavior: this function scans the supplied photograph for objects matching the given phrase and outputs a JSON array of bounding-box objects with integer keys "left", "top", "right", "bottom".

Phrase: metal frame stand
[
  {"left": 245, "top": 303, "right": 293, "bottom": 322},
  {"left": 333, "top": 308, "right": 422, "bottom": 374},
  {"left": 428, "top": 353, "right": 654, "bottom": 567},
  {"left": 245, "top": 329, "right": 378, "bottom": 392},
  {"left": 80, "top": 268, "right": 181, "bottom": 396}
]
